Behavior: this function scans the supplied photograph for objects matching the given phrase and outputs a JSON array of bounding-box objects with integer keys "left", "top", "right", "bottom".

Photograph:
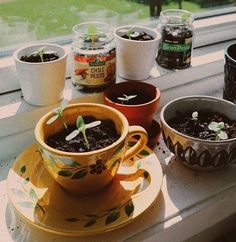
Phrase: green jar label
[{"left": 162, "top": 42, "right": 191, "bottom": 52}]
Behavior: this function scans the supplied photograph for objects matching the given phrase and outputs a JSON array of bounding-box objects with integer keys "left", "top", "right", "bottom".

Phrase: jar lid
[{"left": 160, "top": 9, "right": 194, "bottom": 25}]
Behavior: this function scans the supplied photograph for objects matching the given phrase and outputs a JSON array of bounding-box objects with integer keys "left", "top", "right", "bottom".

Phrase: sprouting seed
[
  {"left": 30, "top": 46, "right": 57, "bottom": 62},
  {"left": 208, "top": 121, "right": 228, "bottom": 140},
  {"left": 117, "top": 94, "right": 137, "bottom": 103},
  {"left": 46, "top": 99, "right": 68, "bottom": 130},
  {"left": 66, "top": 116, "right": 101, "bottom": 150}
]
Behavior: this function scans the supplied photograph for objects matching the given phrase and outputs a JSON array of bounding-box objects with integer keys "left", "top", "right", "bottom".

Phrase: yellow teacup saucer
[{"left": 7, "top": 141, "right": 163, "bottom": 236}]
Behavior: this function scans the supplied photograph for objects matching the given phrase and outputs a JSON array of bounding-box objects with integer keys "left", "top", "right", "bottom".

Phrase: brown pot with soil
[{"left": 104, "top": 81, "right": 161, "bottom": 149}]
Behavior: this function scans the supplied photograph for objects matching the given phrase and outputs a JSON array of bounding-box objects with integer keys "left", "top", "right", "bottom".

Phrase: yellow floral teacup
[{"left": 35, "top": 103, "right": 148, "bottom": 194}]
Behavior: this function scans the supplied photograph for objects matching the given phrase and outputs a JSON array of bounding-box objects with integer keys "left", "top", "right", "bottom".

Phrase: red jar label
[{"left": 73, "top": 48, "right": 116, "bottom": 87}]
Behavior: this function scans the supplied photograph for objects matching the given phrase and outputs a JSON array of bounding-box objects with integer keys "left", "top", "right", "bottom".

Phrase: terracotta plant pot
[
  {"left": 104, "top": 81, "right": 161, "bottom": 129},
  {"left": 104, "top": 81, "right": 161, "bottom": 148},
  {"left": 35, "top": 103, "right": 148, "bottom": 194}
]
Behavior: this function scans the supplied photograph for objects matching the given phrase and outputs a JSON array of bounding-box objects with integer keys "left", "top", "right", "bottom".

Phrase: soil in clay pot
[
  {"left": 121, "top": 31, "right": 154, "bottom": 41},
  {"left": 46, "top": 116, "right": 120, "bottom": 153},
  {"left": 111, "top": 90, "right": 153, "bottom": 105},
  {"left": 169, "top": 110, "right": 236, "bottom": 140}
]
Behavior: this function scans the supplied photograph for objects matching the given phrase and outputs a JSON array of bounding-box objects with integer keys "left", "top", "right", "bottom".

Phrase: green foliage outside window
[{"left": 0, "top": 0, "right": 234, "bottom": 48}]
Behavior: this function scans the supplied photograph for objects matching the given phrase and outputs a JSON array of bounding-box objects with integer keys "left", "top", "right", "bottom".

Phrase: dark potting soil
[
  {"left": 112, "top": 91, "right": 153, "bottom": 105},
  {"left": 121, "top": 32, "right": 154, "bottom": 41},
  {"left": 157, "top": 25, "right": 193, "bottom": 69},
  {"left": 168, "top": 111, "right": 236, "bottom": 140},
  {"left": 20, "top": 53, "right": 59, "bottom": 63},
  {"left": 46, "top": 116, "right": 120, "bottom": 153}
]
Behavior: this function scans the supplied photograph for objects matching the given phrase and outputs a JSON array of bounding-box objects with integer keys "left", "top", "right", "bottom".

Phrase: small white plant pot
[
  {"left": 13, "top": 43, "right": 67, "bottom": 106},
  {"left": 114, "top": 26, "right": 160, "bottom": 80}
]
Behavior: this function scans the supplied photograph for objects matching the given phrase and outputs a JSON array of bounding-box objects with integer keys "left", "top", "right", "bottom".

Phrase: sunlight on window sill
[
  {"left": 191, "top": 50, "right": 224, "bottom": 67},
  {"left": 0, "top": 102, "right": 22, "bottom": 119}
]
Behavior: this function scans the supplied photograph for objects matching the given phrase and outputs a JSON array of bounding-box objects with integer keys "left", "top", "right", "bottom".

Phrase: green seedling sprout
[
  {"left": 118, "top": 27, "right": 140, "bottom": 40},
  {"left": 46, "top": 99, "right": 68, "bottom": 130},
  {"left": 117, "top": 94, "right": 137, "bottom": 103},
  {"left": 87, "top": 25, "right": 97, "bottom": 47},
  {"left": 129, "top": 31, "right": 140, "bottom": 39},
  {"left": 84, "top": 25, "right": 107, "bottom": 48},
  {"left": 127, "top": 28, "right": 133, "bottom": 39},
  {"left": 36, "top": 46, "right": 45, "bottom": 62},
  {"left": 192, "top": 111, "right": 198, "bottom": 123},
  {"left": 66, "top": 116, "right": 101, "bottom": 150},
  {"left": 76, "top": 116, "right": 89, "bottom": 150},
  {"left": 208, "top": 121, "right": 228, "bottom": 140},
  {"left": 181, "top": 12, "right": 191, "bottom": 23},
  {"left": 30, "top": 46, "right": 58, "bottom": 62}
]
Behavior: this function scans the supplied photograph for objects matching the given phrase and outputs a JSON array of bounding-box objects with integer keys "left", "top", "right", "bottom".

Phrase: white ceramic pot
[
  {"left": 114, "top": 26, "right": 160, "bottom": 80},
  {"left": 13, "top": 43, "right": 67, "bottom": 106}
]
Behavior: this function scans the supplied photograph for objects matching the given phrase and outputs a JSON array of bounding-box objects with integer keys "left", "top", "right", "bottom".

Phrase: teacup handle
[{"left": 123, "top": 126, "right": 148, "bottom": 162}]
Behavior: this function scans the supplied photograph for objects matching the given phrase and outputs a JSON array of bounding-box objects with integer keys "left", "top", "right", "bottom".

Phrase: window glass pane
[{"left": 0, "top": 0, "right": 235, "bottom": 50}]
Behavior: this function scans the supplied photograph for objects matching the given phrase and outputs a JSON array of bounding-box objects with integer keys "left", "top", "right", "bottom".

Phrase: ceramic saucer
[{"left": 7, "top": 140, "right": 163, "bottom": 236}]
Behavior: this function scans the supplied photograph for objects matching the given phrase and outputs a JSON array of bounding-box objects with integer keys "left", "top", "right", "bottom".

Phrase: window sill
[
  {"left": 194, "top": 12, "right": 236, "bottom": 47},
  {"left": 1, "top": 38, "right": 236, "bottom": 242},
  {"left": 1, "top": 39, "right": 235, "bottom": 158}
]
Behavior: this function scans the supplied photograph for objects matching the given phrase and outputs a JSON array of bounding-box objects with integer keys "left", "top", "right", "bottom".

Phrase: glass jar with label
[
  {"left": 72, "top": 22, "right": 116, "bottom": 90},
  {"left": 157, "top": 9, "right": 194, "bottom": 69}
]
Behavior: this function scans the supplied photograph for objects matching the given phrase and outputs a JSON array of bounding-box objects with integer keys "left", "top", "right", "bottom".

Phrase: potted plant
[
  {"left": 160, "top": 95, "right": 236, "bottom": 171},
  {"left": 114, "top": 26, "right": 161, "bottom": 80},
  {"left": 104, "top": 81, "right": 161, "bottom": 149},
  {"left": 35, "top": 102, "right": 148, "bottom": 194},
  {"left": 13, "top": 43, "right": 67, "bottom": 106},
  {"left": 72, "top": 22, "right": 116, "bottom": 90}
]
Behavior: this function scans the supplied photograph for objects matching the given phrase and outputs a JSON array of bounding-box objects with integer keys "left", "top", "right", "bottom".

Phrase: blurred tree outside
[
  {"left": 0, "top": 0, "right": 235, "bottom": 48},
  {"left": 149, "top": 0, "right": 164, "bottom": 17}
]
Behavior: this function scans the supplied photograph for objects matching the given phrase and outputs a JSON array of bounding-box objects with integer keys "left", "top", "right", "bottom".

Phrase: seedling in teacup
[
  {"left": 30, "top": 46, "right": 58, "bottom": 62},
  {"left": 117, "top": 94, "right": 137, "bottom": 104},
  {"left": 191, "top": 111, "right": 198, "bottom": 124},
  {"left": 76, "top": 116, "right": 90, "bottom": 150},
  {"left": 66, "top": 115, "right": 101, "bottom": 150},
  {"left": 208, "top": 121, "right": 228, "bottom": 140},
  {"left": 46, "top": 99, "right": 68, "bottom": 130}
]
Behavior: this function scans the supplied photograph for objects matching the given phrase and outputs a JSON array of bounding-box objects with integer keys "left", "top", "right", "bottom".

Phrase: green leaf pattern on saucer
[
  {"left": 39, "top": 141, "right": 126, "bottom": 180},
  {"left": 11, "top": 165, "right": 45, "bottom": 215},
  {"left": 66, "top": 198, "right": 136, "bottom": 228},
  {"left": 12, "top": 157, "right": 149, "bottom": 229},
  {"left": 7, "top": 141, "right": 162, "bottom": 236}
]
